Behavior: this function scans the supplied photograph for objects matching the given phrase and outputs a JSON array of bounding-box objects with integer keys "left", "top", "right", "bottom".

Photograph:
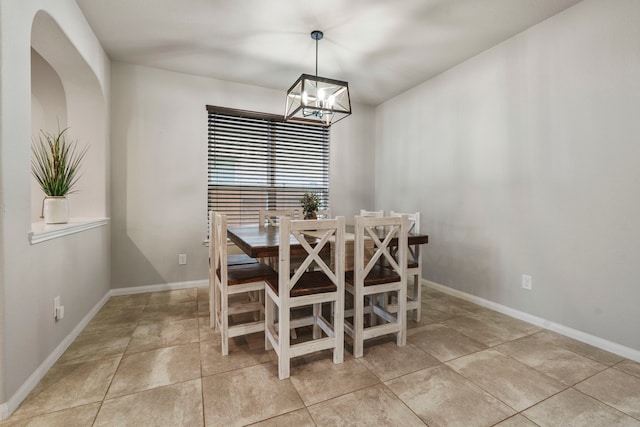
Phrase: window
[{"left": 207, "top": 106, "right": 330, "bottom": 225}]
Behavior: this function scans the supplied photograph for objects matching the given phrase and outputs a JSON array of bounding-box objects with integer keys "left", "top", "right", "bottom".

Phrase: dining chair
[
  {"left": 264, "top": 216, "right": 345, "bottom": 379},
  {"left": 259, "top": 208, "right": 297, "bottom": 227},
  {"left": 389, "top": 211, "right": 422, "bottom": 322},
  {"left": 359, "top": 209, "right": 384, "bottom": 218},
  {"left": 205, "top": 216, "right": 257, "bottom": 267},
  {"left": 316, "top": 208, "right": 332, "bottom": 219},
  {"left": 344, "top": 215, "right": 408, "bottom": 358},
  {"left": 257, "top": 208, "right": 297, "bottom": 266},
  {"left": 210, "top": 211, "right": 276, "bottom": 355},
  {"left": 258, "top": 208, "right": 310, "bottom": 340}
]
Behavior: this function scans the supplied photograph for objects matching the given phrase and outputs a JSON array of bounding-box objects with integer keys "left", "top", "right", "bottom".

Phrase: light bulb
[
  {"left": 317, "top": 88, "right": 325, "bottom": 101},
  {"left": 302, "top": 91, "right": 309, "bottom": 105},
  {"left": 328, "top": 94, "right": 336, "bottom": 107}
]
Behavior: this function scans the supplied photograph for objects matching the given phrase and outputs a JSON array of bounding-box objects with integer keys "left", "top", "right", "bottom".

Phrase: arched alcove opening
[
  {"left": 30, "top": 11, "right": 107, "bottom": 224},
  {"left": 30, "top": 49, "right": 68, "bottom": 221}
]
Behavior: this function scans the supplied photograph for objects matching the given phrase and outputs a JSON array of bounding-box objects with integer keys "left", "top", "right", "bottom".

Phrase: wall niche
[{"left": 30, "top": 11, "right": 107, "bottom": 232}]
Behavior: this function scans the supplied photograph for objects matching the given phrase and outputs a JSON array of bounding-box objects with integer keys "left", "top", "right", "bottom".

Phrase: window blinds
[{"left": 207, "top": 106, "right": 330, "bottom": 226}]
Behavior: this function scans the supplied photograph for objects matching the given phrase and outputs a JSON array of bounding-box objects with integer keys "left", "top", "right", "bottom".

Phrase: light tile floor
[{"left": 2, "top": 286, "right": 640, "bottom": 426}]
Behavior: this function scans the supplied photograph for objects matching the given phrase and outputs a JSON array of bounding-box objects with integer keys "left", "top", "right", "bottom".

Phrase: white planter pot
[{"left": 44, "top": 197, "right": 69, "bottom": 224}]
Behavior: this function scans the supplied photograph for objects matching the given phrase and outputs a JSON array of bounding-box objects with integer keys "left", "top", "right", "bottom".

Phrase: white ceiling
[{"left": 76, "top": 0, "right": 582, "bottom": 106}]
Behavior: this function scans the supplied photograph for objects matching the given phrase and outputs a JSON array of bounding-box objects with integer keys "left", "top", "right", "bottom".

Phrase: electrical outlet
[
  {"left": 522, "top": 274, "right": 532, "bottom": 290},
  {"left": 53, "top": 296, "right": 60, "bottom": 318},
  {"left": 178, "top": 253, "right": 187, "bottom": 265}
]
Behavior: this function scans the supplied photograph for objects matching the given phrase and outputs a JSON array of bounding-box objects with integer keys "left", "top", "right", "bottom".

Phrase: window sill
[{"left": 29, "top": 217, "right": 110, "bottom": 245}]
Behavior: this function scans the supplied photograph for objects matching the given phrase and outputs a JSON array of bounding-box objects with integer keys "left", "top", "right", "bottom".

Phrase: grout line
[
  {"left": 244, "top": 407, "right": 316, "bottom": 426},
  {"left": 198, "top": 342, "right": 207, "bottom": 427},
  {"left": 571, "top": 387, "right": 640, "bottom": 423},
  {"left": 377, "top": 375, "right": 429, "bottom": 425},
  {"left": 91, "top": 400, "right": 104, "bottom": 426},
  {"left": 100, "top": 378, "right": 203, "bottom": 404},
  {"left": 611, "top": 360, "right": 640, "bottom": 380}
]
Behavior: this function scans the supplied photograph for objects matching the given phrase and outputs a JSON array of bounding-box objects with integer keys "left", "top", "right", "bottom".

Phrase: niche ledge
[{"left": 29, "top": 217, "right": 109, "bottom": 244}]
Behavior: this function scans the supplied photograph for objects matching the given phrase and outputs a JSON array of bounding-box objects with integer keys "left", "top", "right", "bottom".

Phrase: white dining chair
[
  {"left": 210, "top": 211, "right": 276, "bottom": 355},
  {"left": 316, "top": 208, "right": 332, "bottom": 219},
  {"left": 258, "top": 208, "right": 309, "bottom": 340},
  {"left": 389, "top": 211, "right": 422, "bottom": 322},
  {"left": 264, "top": 216, "right": 345, "bottom": 379},
  {"left": 205, "top": 213, "right": 258, "bottom": 267},
  {"left": 257, "top": 208, "right": 297, "bottom": 267},
  {"left": 344, "top": 214, "right": 408, "bottom": 358},
  {"left": 259, "top": 209, "right": 297, "bottom": 227},
  {"left": 359, "top": 209, "right": 384, "bottom": 218}
]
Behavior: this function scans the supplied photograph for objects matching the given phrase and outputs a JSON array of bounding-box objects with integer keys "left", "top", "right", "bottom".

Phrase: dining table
[{"left": 226, "top": 224, "right": 429, "bottom": 260}]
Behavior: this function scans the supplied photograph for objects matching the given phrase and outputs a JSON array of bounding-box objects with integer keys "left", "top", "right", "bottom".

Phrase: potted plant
[
  {"left": 31, "top": 127, "right": 88, "bottom": 224},
  {"left": 300, "top": 192, "right": 320, "bottom": 219}
]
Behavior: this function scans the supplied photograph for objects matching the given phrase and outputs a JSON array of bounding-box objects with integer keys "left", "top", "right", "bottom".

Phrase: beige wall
[
  {"left": 0, "top": 0, "right": 110, "bottom": 407},
  {"left": 374, "top": 0, "right": 640, "bottom": 352},
  {"left": 110, "top": 62, "right": 374, "bottom": 288}
]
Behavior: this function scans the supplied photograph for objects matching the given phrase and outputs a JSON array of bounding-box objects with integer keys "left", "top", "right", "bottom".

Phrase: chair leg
[
  {"left": 397, "top": 285, "right": 407, "bottom": 348},
  {"left": 334, "top": 296, "right": 344, "bottom": 364},
  {"left": 354, "top": 288, "right": 364, "bottom": 358},
  {"left": 278, "top": 304, "right": 290, "bottom": 379},
  {"left": 289, "top": 305, "right": 298, "bottom": 340},
  {"left": 221, "top": 286, "right": 229, "bottom": 356},
  {"left": 265, "top": 293, "right": 274, "bottom": 351},
  {"left": 209, "top": 278, "right": 216, "bottom": 331},
  {"left": 259, "top": 290, "right": 265, "bottom": 321},
  {"left": 213, "top": 281, "right": 221, "bottom": 333},
  {"left": 380, "top": 292, "right": 388, "bottom": 312},
  {"left": 312, "top": 303, "right": 321, "bottom": 339},
  {"left": 249, "top": 290, "right": 261, "bottom": 321},
  {"left": 368, "top": 294, "right": 376, "bottom": 327},
  {"left": 414, "top": 273, "right": 421, "bottom": 322}
]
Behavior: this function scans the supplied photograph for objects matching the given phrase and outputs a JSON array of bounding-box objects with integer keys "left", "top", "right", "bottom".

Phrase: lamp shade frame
[{"left": 285, "top": 73, "right": 352, "bottom": 127}]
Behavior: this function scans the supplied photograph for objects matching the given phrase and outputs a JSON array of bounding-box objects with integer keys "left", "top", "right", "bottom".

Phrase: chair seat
[
  {"left": 226, "top": 263, "right": 276, "bottom": 286},
  {"left": 345, "top": 264, "right": 401, "bottom": 286},
  {"left": 265, "top": 271, "right": 337, "bottom": 297},
  {"left": 228, "top": 254, "right": 259, "bottom": 266}
]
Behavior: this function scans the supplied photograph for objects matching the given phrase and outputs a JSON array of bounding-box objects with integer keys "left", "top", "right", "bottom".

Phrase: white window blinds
[{"left": 207, "top": 106, "right": 330, "bottom": 225}]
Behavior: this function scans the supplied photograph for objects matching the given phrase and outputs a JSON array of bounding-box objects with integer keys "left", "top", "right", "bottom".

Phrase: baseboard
[
  {"left": 110, "top": 279, "right": 208, "bottom": 296},
  {"left": 425, "top": 280, "right": 640, "bottom": 363},
  {"left": 2, "top": 290, "right": 111, "bottom": 419},
  {"left": 1, "top": 278, "right": 208, "bottom": 420}
]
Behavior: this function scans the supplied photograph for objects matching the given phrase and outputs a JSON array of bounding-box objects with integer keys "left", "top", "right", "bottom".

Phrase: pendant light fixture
[{"left": 285, "top": 30, "right": 351, "bottom": 126}]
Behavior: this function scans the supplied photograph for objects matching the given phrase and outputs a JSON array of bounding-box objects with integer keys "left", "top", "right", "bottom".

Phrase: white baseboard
[
  {"left": 3, "top": 290, "right": 111, "bottom": 419},
  {"left": 425, "top": 280, "right": 640, "bottom": 363},
  {"left": 110, "top": 279, "right": 208, "bottom": 296},
  {"left": 1, "top": 278, "right": 208, "bottom": 420}
]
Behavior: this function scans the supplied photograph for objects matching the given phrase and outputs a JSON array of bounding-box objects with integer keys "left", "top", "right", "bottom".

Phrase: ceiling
[{"left": 76, "top": 0, "right": 582, "bottom": 106}]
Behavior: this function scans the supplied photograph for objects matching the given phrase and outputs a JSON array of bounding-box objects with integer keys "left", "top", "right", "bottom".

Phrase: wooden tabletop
[{"left": 227, "top": 225, "right": 428, "bottom": 259}]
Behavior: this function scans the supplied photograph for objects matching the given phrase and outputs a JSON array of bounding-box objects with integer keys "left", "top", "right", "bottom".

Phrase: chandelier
[{"left": 285, "top": 30, "right": 351, "bottom": 126}]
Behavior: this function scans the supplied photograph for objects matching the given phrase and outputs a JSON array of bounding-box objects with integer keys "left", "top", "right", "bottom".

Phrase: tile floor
[{"left": 2, "top": 286, "right": 639, "bottom": 426}]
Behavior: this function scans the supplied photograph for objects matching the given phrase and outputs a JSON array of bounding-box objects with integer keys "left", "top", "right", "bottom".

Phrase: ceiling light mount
[{"left": 285, "top": 30, "right": 351, "bottom": 127}]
